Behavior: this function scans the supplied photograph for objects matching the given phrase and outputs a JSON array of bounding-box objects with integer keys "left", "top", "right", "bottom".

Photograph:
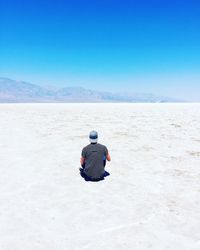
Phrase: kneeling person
[{"left": 80, "top": 131, "right": 111, "bottom": 180}]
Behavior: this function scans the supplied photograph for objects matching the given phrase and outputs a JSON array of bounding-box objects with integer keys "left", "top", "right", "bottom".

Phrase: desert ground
[{"left": 0, "top": 103, "right": 199, "bottom": 250}]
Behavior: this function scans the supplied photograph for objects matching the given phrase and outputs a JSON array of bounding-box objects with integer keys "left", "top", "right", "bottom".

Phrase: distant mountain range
[{"left": 0, "top": 77, "right": 184, "bottom": 103}]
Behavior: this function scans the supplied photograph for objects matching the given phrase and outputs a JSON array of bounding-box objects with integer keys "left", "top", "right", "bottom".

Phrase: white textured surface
[{"left": 0, "top": 103, "right": 199, "bottom": 250}]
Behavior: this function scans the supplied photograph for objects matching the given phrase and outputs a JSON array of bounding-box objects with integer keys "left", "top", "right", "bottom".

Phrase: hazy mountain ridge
[{"left": 0, "top": 77, "right": 184, "bottom": 103}]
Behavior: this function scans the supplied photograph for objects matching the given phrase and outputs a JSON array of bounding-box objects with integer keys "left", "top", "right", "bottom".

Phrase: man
[{"left": 80, "top": 131, "right": 111, "bottom": 181}]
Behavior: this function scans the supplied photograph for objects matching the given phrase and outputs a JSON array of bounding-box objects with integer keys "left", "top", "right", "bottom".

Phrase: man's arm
[
  {"left": 81, "top": 147, "right": 86, "bottom": 167},
  {"left": 80, "top": 157, "right": 85, "bottom": 165},
  {"left": 106, "top": 152, "right": 111, "bottom": 161}
]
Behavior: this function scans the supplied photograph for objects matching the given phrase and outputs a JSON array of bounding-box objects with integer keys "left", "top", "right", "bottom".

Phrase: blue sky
[{"left": 0, "top": 0, "right": 200, "bottom": 101}]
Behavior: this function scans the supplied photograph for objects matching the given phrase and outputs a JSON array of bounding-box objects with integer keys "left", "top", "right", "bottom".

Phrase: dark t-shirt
[{"left": 81, "top": 143, "right": 108, "bottom": 179}]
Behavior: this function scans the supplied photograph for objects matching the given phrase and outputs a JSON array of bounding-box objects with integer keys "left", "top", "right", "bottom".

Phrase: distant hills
[{"left": 0, "top": 77, "right": 184, "bottom": 103}]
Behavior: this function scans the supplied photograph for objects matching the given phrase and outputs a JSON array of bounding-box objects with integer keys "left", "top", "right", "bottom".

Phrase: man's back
[{"left": 82, "top": 143, "right": 108, "bottom": 179}]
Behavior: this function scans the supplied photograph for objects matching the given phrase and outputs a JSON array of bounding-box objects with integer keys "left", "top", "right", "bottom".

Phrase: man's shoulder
[
  {"left": 97, "top": 143, "right": 107, "bottom": 150},
  {"left": 83, "top": 143, "right": 107, "bottom": 150},
  {"left": 83, "top": 144, "right": 91, "bottom": 150},
  {"left": 81, "top": 144, "right": 91, "bottom": 157}
]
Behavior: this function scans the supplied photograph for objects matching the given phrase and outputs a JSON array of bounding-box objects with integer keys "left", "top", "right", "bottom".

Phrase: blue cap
[{"left": 89, "top": 130, "right": 98, "bottom": 143}]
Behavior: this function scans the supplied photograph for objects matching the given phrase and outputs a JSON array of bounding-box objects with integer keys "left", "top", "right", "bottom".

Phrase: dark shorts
[{"left": 79, "top": 167, "right": 110, "bottom": 182}]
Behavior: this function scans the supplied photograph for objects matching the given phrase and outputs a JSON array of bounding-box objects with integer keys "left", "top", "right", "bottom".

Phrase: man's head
[{"left": 89, "top": 130, "right": 98, "bottom": 144}]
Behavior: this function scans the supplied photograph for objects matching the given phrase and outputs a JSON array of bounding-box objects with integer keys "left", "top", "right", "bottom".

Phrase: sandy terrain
[{"left": 0, "top": 103, "right": 199, "bottom": 250}]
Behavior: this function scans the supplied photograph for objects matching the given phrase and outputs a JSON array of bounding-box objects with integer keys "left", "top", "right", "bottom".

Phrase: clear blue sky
[{"left": 0, "top": 0, "right": 200, "bottom": 101}]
